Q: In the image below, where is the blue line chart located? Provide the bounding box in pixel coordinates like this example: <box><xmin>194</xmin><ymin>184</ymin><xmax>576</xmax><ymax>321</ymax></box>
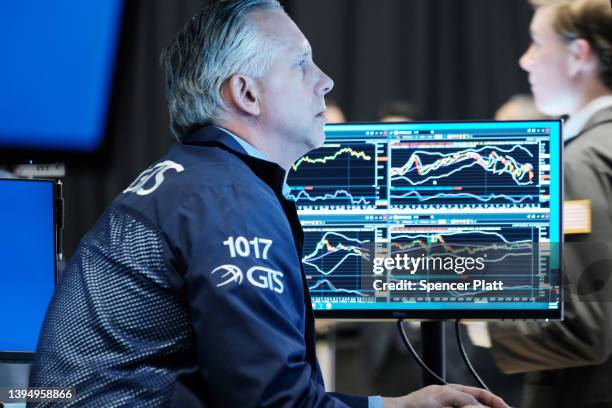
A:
<box><xmin>287</xmin><ymin>188</ymin><xmax>372</xmax><ymax>206</ymax></box>
<box><xmin>303</xmin><ymin>229</ymin><xmax>374</xmax><ymax>297</ymax></box>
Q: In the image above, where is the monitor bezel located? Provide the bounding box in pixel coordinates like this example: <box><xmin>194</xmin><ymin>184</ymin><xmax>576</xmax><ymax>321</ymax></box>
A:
<box><xmin>0</xmin><ymin>178</ymin><xmax>59</xmax><ymax>362</ymax></box>
<box><xmin>307</xmin><ymin>119</ymin><xmax>564</xmax><ymax>321</ymax></box>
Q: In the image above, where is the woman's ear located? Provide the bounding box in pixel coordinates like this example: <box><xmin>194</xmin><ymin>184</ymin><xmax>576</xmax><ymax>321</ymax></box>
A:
<box><xmin>567</xmin><ymin>38</ymin><xmax>598</xmax><ymax>77</ymax></box>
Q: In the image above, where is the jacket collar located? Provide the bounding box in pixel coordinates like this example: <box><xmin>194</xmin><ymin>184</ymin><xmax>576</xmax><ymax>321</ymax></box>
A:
<box><xmin>182</xmin><ymin>125</ymin><xmax>287</xmax><ymax>196</ymax></box>
<box><xmin>182</xmin><ymin>125</ymin><xmax>248</xmax><ymax>155</ymax></box>
<box><xmin>564</xmin><ymin>96</ymin><xmax>612</xmax><ymax>142</ymax></box>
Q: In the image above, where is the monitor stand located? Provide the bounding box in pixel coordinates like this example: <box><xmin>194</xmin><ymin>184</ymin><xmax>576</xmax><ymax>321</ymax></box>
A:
<box><xmin>421</xmin><ymin>321</ymin><xmax>446</xmax><ymax>386</ymax></box>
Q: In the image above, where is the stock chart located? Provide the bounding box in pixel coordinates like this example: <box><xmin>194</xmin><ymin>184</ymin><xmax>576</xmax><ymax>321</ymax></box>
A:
<box><xmin>287</xmin><ymin>141</ymin><xmax>386</xmax><ymax>210</ymax></box>
<box><xmin>287</xmin><ymin>121</ymin><xmax>562</xmax><ymax>317</ymax></box>
<box><xmin>302</xmin><ymin>228</ymin><xmax>374</xmax><ymax>298</ymax></box>
<box><xmin>389</xmin><ymin>142</ymin><xmax>541</xmax><ymax>208</ymax></box>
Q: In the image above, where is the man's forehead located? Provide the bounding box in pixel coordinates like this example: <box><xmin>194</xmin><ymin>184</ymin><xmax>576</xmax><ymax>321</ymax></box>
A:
<box><xmin>249</xmin><ymin>9</ymin><xmax>310</xmax><ymax>53</ymax></box>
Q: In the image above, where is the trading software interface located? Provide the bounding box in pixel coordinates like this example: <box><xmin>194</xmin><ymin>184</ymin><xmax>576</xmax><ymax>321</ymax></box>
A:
<box><xmin>287</xmin><ymin>121</ymin><xmax>562</xmax><ymax>315</ymax></box>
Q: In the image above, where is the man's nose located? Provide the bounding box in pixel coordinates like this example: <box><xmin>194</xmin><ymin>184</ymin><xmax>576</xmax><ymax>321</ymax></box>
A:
<box><xmin>316</xmin><ymin>65</ymin><xmax>334</xmax><ymax>96</ymax></box>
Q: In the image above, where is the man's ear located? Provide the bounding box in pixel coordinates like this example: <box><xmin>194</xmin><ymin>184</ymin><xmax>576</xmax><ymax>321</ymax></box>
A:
<box><xmin>567</xmin><ymin>38</ymin><xmax>598</xmax><ymax>77</ymax></box>
<box><xmin>224</xmin><ymin>74</ymin><xmax>261</xmax><ymax>116</ymax></box>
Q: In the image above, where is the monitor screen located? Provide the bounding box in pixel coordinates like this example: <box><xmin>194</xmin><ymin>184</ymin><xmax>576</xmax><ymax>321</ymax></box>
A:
<box><xmin>0</xmin><ymin>1</ymin><xmax>123</xmax><ymax>152</ymax></box>
<box><xmin>0</xmin><ymin>179</ymin><xmax>57</xmax><ymax>358</ymax></box>
<box><xmin>287</xmin><ymin>120</ymin><xmax>562</xmax><ymax>319</ymax></box>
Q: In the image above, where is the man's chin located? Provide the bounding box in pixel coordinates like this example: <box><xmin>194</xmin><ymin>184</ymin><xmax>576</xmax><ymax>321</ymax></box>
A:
<box><xmin>310</xmin><ymin>131</ymin><xmax>326</xmax><ymax>150</ymax></box>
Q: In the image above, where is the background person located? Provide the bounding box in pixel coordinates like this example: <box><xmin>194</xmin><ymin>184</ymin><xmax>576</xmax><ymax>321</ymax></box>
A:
<box><xmin>469</xmin><ymin>1</ymin><xmax>612</xmax><ymax>407</ymax></box>
<box><xmin>494</xmin><ymin>94</ymin><xmax>550</xmax><ymax>120</ymax></box>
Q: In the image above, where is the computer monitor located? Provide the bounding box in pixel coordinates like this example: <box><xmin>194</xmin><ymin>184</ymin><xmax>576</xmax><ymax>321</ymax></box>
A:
<box><xmin>0</xmin><ymin>1</ymin><xmax>123</xmax><ymax>157</ymax></box>
<box><xmin>287</xmin><ymin>120</ymin><xmax>562</xmax><ymax>319</ymax></box>
<box><xmin>0</xmin><ymin>179</ymin><xmax>58</xmax><ymax>360</ymax></box>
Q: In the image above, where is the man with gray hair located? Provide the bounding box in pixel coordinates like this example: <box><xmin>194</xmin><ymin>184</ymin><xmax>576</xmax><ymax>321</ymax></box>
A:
<box><xmin>29</xmin><ymin>1</ymin><xmax>508</xmax><ymax>407</ymax></box>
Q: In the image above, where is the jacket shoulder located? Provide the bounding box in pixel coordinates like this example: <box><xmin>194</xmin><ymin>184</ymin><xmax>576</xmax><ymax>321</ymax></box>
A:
<box><xmin>565</xmin><ymin>107</ymin><xmax>612</xmax><ymax>168</ymax></box>
<box><xmin>114</xmin><ymin>144</ymin><xmax>275</xmax><ymax>227</ymax></box>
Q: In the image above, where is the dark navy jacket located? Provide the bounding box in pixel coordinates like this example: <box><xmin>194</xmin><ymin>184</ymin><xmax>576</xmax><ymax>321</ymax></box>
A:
<box><xmin>29</xmin><ymin>126</ymin><xmax>367</xmax><ymax>407</ymax></box>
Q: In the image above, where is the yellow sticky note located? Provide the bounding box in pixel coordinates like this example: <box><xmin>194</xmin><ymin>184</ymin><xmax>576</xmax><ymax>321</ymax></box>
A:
<box><xmin>564</xmin><ymin>200</ymin><xmax>592</xmax><ymax>234</ymax></box>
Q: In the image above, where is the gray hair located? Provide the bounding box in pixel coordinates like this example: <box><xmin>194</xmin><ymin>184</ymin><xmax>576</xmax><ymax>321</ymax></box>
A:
<box><xmin>161</xmin><ymin>0</ymin><xmax>283</xmax><ymax>141</ymax></box>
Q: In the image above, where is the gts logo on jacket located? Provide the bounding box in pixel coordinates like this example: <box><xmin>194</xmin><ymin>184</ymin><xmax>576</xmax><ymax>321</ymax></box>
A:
<box><xmin>212</xmin><ymin>264</ymin><xmax>284</xmax><ymax>294</ymax></box>
<box><xmin>124</xmin><ymin>160</ymin><xmax>184</xmax><ymax>196</ymax></box>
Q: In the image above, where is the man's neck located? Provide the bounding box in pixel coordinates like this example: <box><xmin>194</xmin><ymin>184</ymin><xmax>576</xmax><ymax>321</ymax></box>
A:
<box><xmin>215</xmin><ymin>120</ymin><xmax>303</xmax><ymax>171</ymax></box>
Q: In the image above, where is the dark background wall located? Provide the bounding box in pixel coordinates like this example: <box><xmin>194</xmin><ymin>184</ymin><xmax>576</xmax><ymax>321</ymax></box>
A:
<box><xmin>62</xmin><ymin>0</ymin><xmax>533</xmax><ymax>259</ymax></box>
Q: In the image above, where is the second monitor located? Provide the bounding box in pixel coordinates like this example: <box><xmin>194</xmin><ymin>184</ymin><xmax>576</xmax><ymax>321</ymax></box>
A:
<box><xmin>287</xmin><ymin>120</ymin><xmax>562</xmax><ymax>320</ymax></box>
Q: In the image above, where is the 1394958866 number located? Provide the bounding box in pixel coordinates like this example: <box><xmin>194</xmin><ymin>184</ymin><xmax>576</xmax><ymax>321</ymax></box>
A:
<box><xmin>223</xmin><ymin>236</ymin><xmax>273</xmax><ymax>260</ymax></box>
<box><xmin>2</xmin><ymin>387</ymin><xmax>75</xmax><ymax>402</ymax></box>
